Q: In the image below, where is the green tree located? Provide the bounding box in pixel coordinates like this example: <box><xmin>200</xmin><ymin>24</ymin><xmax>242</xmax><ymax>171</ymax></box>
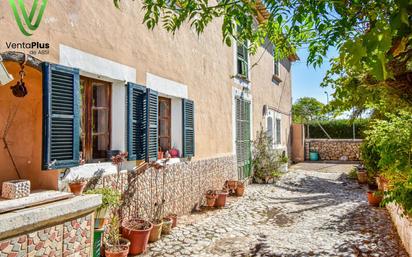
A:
<box><xmin>113</xmin><ymin>0</ymin><xmax>412</xmax><ymax>103</ymax></box>
<box><xmin>292</xmin><ymin>97</ymin><xmax>324</xmax><ymax>123</ymax></box>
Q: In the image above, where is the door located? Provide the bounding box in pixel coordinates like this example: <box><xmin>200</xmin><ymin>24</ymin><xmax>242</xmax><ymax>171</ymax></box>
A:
<box><xmin>235</xmin><ymin>96</ymin><xmax>251</xmax><ymax>180</ymax></box>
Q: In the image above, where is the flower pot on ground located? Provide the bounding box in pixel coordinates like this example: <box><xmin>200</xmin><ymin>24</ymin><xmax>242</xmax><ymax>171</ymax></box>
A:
<box><xmin>225</xmin><ymin>180</ymin><xmax>238</xmax><ymax>191</ymax></box>
<box><xmin>167</xmin><ymin>213</ymin><xmax>177</xmax><ymax>228</ymax></box>
<box><xmin>104</xmin><ymin>238</ymin><xmax>130</xmax><ymax>257</ymax></box>
<box><xmin>235</xmin><ymin>182</ymin><xmax>245</xmax><ymax>197</ymax></box>
<box><xmin>205</xmin><ymin>190</ymin><xmax>218</xmax><ymax>207</ymax></box>
<box><xmin>149</xmin><ymin>220</ymin><xmax>163</xmax><ymax>242</ymax></box>
<box><xmin>215</xmin><ymin>190</ymin><xmax>229</xmax><ymax>208</ymax></box>
<box><xmin>367</xmin><ymin>191</ymin><xmax>383</xmax><ymax>207</ymax></box>
<box><xmin>105</xmin><ymin>215</ymin><xmax>130</xmax><ymax>257</ymax></box>
<box><xmin>161</xmin><ymin>217</ymin><xmax>173</xmax><ymax>235</ymax></box>
<box><xmin>68</xmin><ymin>176</ymin><xmax>87</xmax><ymax>196</ymax></box>
<box><xmin>121</xmin><ymin>219</ymin><xmax>153</xmax><ymax>255</ymax></box>
<box><xmin>357</xmin><ymin>170</ymin><xmax>368</xmax><ymax>184</ymax></box>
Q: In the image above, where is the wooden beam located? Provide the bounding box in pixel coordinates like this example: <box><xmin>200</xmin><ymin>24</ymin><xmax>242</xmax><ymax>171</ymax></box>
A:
<box><xmin>0</xmin><ymin>51</ymin><xmax>42</xmax><ymax>71</ymax></box>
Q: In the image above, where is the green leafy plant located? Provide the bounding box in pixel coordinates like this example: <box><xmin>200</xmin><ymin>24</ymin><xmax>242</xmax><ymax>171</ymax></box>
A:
<box><xmin>85</xmin><ymin>187</ymin><xmax>121</xmax><ymax>213</ymax></box>
<box><xmin>348</xmin><ymin>167</ymin><xmax>358</xmax><ymax>180</ymax></box>
<box><xmin>252</xmin><ymin>127</ymin><xmax>282</xmax><ymax>182</ymax></box>
<box><xmin>68</xmin><ymin>176</ymin><xmax>87</xmax><ymax>184</ymax></box>
<box><xmin>105</xmin><ymin>214</ymin><xmax>121</xmax><ymax>247</ymax></box>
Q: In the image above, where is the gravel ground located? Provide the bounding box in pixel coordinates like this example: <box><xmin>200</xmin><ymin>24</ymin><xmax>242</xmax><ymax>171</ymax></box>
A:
<box><xmin>141</xmin><ymin>163</ymin><xmax>408</xmax><ymax>257</ymax></box>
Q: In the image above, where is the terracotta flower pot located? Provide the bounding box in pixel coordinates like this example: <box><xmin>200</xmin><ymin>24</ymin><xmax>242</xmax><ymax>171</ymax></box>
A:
<box><xmin>158</xmin><ymin>151</ymin><xmax>164</xmax><ymax>159</ymax></box>
<box><xmin>215</xmin><ymin>191</ymin><xmax>228</xmax><ymax>208</ymax></box>
<box><xmin>161</xmin><ymin>217</ymin><xmax>173</xmax><ymax>235</ymax></box>
<box><xmin>121</xmin><ymin>219</ymin><xmax>153</xmax><ymax>255</ymax></box>
<box><xmin>105</xmin><ymin>238</ymin><xmax>130</xmax><ymax>257</ymax></box>
<box><xmin>376</xmin><ymin>175</ymin><xmax>389</xmax><ymax>191</ymax></box>
<box><xmin>367</xmin><ymin>191</ymin><xmax>383</xmax><ymax>207</ymax></box>
<box><xmin>69</xmin><ymin>181</ymin><xmax>87</xmax><ymax>196</ymax></box>
<box><xmin>206</xmin><ymin>196</ymin><xmax>216</xmax><ymax>207</ymax></box>
<box><xmin>235</xmin><ymin>183</ymin><xmax>245</xmax><ymax>197</ymax></box>
<box><xmin>149</xmin><ymin>220</ymin><xmax>163</xmax><ymax>242</ymax></box>
<box><xmin>357</xmin><ymin>171</ymin><xmax>368</xmax><ymax>184</ymax></box>
<box><xmin>226</xmin><ymin>180</ymin><xmax>238</xmax><ymax>190</ymax></box>
<box><xmin>167</xmin><ymin>214</ymin><xmax>177</xmax><ymax>228</ymax></box>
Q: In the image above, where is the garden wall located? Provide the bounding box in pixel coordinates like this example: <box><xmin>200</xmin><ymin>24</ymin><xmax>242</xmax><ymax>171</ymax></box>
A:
<box><xmin>305</xmin><ymin>139</ymin><xmax>362</xmax><ymax>161</ymax></box>
<box><xmin>387</xmin><ymin>204</ymin><xmax>412</xmax><ymax>256</ymax></box>
<box><xmin>62</xmin><ymin>155</ymin><xmax>237</xmax><ymax>219</ymax></box>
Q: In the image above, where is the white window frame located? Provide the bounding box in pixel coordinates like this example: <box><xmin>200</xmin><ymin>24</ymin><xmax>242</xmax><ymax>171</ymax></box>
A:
<box><xmin>266</xmin><ymin>109</ymin><xmax>282</xmax><ymax>148</ymax></box>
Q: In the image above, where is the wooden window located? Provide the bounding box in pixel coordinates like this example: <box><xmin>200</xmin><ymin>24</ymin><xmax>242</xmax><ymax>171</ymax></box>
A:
<box><xmin>80</xmin><ymin>77</ymin><xmax>111</xmax><ymax>162</ymax></box>
<box><xmin>274</xmin><ymin>60</ymin><xmax>280</xmax><ymax>77</ymax></box>
<box><xmin>237</xmin><ymin>42</ymin><xmax>249</xmax><ymax>79</ymax></box>
<box><xmin>275</xmin><ymin>118</ymin><xmax>281</xmax><ymax>145</ymax></box>
<box><xmin>158</xmin><ymin>97</ymin><xmax>171</xmax><ymax>152</ymax></box>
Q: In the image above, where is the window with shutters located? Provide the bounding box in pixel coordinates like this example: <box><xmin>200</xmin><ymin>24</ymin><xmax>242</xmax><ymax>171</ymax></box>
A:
<box><xmin>274</xmin><ymin>60</ymin><xmax>280</xmax><ymax>77</ymax></box>
<box><xmin>80</xmin><ymin>77</ymin><xmax>111</xmax><ymax>162</ymax></box>
<box><xmin>237</xmin><ymin>42</ymin><xmax>249</xmax><ymax>80</ymax></box>
<box><xmin>158</xmin><ymin>97</ymin><xmax>171</xmax><ymax>152</ymax></box>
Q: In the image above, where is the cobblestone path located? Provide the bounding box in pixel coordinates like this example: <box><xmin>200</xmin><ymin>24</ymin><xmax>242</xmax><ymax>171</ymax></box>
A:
<box><xmin>142</xmin><ymin>163</ymin><xmax>408</xmax><ymax>257</ymax></box>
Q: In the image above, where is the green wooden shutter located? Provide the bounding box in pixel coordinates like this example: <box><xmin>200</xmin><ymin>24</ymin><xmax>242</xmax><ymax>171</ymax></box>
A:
<box><xmin>127</xmin><ymin>82</ymin><xmax>147</xmax><ymax>161</ymax></box>
<box><xmin>42</xmin><ymin>63</ymin><xmax>80</xmax><ymax>170</ymax></box>
<box><xmin>146</xmin><ymin>89</ymin><xmax>158</xmax><ymax>161</ymax></box>
<box><xmin>182</xmin><ymin>99</ymin><xmax>195</xmax><ymax>157</ymax></box>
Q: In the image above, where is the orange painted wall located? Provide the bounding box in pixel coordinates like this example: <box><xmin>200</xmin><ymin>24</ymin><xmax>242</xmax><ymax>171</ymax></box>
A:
<box><xmin>0</xmin><ymin>62</ymin><xmax>59</xmax><ymax>191</ymax></box>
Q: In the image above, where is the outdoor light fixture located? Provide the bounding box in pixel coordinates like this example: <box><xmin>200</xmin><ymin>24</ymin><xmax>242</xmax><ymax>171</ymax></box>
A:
<box><xmin>11</xmin><ymin>58</ymin><xmax>28</xmax><ymax>97</ymax></box>
<box><xmin>0</xmin><ymin>57</ymin><xmax>14</xmax><ymax>86</ymax></box>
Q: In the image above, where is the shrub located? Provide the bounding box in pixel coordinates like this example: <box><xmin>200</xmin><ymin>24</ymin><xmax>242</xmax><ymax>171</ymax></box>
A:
<box><xmin>252</xmin><ymin>127</ymin><xmax>282</xmax><ymax>182</ymax></box>
<box><xmin>305</xmin><ymin>119</ymin><xmax>369</xmax><ymax>139</ymax></box>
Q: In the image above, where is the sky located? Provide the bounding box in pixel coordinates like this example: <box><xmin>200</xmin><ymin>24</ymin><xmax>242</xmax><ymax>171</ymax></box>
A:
<box><xmin>291</xmin><ymin>47</ymin><xmax>338</xmax><ymax>104</ymax></box>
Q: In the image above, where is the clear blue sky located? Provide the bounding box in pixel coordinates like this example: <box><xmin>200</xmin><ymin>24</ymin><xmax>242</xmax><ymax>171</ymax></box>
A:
<box><xmin>292</xmin><ymin>47</ymin><xmax>338</xmax><ymax>104</ymax></box>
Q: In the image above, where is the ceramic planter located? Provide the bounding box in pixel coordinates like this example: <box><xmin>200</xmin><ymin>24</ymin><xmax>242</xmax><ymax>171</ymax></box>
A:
<box><xmin>104</xmin><ymin>238</ymin><xmax>130</xmax><ymax>257</ymax></box>
<box><xmin>235</xmin><ymin>183</ymin><xmax>245</xmax><ymax>197</ymax></box>
<box><xmin>279</xmin><ymin>163</ymin><xmax>288</xmax><ymax>173</ymax></box>
<box><xmin>161</xmin><ymin>217</ymin><xmax>173</xmax><ymax>235</ymax></box>
<box><xmin>206</xmin><ymin>195</ymin><xmax>217</xmax><ymax>207</ymax></box>
<box><xmin>121</xmin><ymin>219</ymin><xmax>153</xmax><ymax>255</ymax></box>
<box><xmin>1</xmin><ymin>179</ymin><xmax>30</xmax><ymax>199</ymax></box>
<box><xmin>167</xmin><ymin>214</ymin><xmax>177</xmax><ymax>228</ymax></box>
<box><xmin>367</xmin><ymin>191</ymin><xmax>383</xmax><ymax>207</ymax></box>
<box><xmin>69</xmin><ymin>181</ymin><xmax>87</xmax><ymax>196</ymax></box>
<box><xmin>226</xmin><ymin>180</ymin><xmax>238</xmax><ymax>191</ymax></box>
<box><xmin>215</xmin><ymin>191</ymin><xmax>228</xmax><ymax>208</ymax></box>
<box><xmin>357</xmin><ymin>171</ymin><xmax>368</xmax><ymax>184</ymax></box>
<box><xmin>149</xmin><ymin>221</ymin><xmax>163</xmax><ymax>242</ymax></box>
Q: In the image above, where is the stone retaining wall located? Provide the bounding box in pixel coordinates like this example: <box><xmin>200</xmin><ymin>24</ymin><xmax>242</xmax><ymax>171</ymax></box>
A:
<box><xmin>387</xmin><ymin>204</ymin><xmax>412</xmax><ymax>256</ymax></box>
<box><xmin>0</xmin><ymin>213</ymin><xmax>93</xmax><ymax>257</ymax></box>
<box><xmin>64</xmin><ymin>155</ymin><xmax>237</xmax><ymax>220</ymax></box>
<box><xmin>305</xmin><ymin>139</ymin><xmax>362</xmax><ymax>161</ymax></box>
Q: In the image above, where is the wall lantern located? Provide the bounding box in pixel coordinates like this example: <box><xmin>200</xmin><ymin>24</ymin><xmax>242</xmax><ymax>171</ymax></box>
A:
<box><xmin>11</xmin><ymin>58</ymin><xmax>28</xmax><ymax>97</ymax></box>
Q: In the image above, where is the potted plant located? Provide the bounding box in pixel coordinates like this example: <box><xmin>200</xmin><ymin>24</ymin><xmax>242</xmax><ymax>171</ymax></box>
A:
<box><xmin>161</xmin><ymin>217</ymin><xmax>173</xmax><ymax>235</ymax></box>
<box><xmin>85</xmin><ymin>187</ymin><xmax>121</xmax><ymax>229</ymax></box>
<box><xmin>215</xmin><ymin>189</ymin><xmax>229</xmax><ymax>208</ymax></box>
<box><xmin>235</xmin><ymin>182</ymin><xmax>245</xmax><ymax>197</ymax></box>
<box><xmin>278</xmin><ymin>154</ymin><xmax>289</xmax><ymax>173</ymax></box>
<box><xmin>105</xmin><ymin>215</ymin><xmax>130</xmax><ymax>257</ymax></box>
<box><xmin>166</xmin><ymin>213</ymin><xmax>178</xmax><ymax>228</ymax></box>
<box><xmin>356</xmin><ymin>165</ymin><xmax>368</xmax><ymax>184</ymax></box>
<box><xmin>121</xmin><ymin>219</ymin><xmax>153</xmax><ymax>255</ymax></box>
<box><xmin>367</xmin><ymin>190</ymin><xmax>383</xmax><ymax>207</ymax></box>
<box><xmin>158</xmin><ymin>147</ymin><xmax>164</xmax><ymax>159</ymax></box>
<box><xmin>205</xmin><ymin>190</ymin><xmax>218</xmax><ymax>207</ymax></box>
<box><xmin>68</xmin><ymin>176</ymin><xmax>87</xmax><ymax>196</ymax></box>
<box><xmin>149</xmin><ymin>201</ymin><xmax>164</xmax><ymax>242</ymax></box>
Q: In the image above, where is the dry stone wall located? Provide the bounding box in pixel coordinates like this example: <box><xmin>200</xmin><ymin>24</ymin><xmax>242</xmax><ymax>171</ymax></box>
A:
<box><xmin>305</xmin><ymin>139</ymin><xmax>362</xmax><ymax>161</ymax></box>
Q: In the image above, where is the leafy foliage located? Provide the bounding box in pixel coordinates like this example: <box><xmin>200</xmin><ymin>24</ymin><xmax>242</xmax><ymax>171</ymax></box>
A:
<box><xmin>252</xmin><ymin>127</ymin><xmax>282</xmax><ymax>181</ymax></box>
<box><xmin>85</xmin><ymin>187</ymin><xmax>121</xmax><ymax>213</ymax></box>
<box><xmin>292</xmin><ymin>97</ymin><xmax>325</xmax><ymax>123</ymax></box>
<box><xmin>306</xmin><ymin>119</ymin><xmax>369</xmax><ymax>139</ymax></box>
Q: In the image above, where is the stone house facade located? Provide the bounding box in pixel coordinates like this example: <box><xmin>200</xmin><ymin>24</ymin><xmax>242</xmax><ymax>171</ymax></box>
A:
<box><xmin>0</xmin><ymin>1</ymin><xmax>295</xmax><ymax>216</ymax></box>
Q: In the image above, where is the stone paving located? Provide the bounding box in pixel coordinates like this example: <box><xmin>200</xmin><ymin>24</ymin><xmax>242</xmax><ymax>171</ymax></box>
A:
<box><xmin>141</xmin><ymin>163</ymin><xmax>408</xmax><ymax>257</ymax></box>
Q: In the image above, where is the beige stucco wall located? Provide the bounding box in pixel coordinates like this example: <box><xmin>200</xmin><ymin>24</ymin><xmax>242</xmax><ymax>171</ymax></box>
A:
<box><xmin>0</xmin><ymin>1</ymin><xmax>292</xmax><ymax>178</ymax></box>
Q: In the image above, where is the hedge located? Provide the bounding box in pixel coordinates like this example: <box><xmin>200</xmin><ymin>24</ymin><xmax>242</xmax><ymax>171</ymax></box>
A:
<box><xmin>304</xmin><ymin>119</ymin><xmax>369</xmax><ymax>139</ymax></box>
